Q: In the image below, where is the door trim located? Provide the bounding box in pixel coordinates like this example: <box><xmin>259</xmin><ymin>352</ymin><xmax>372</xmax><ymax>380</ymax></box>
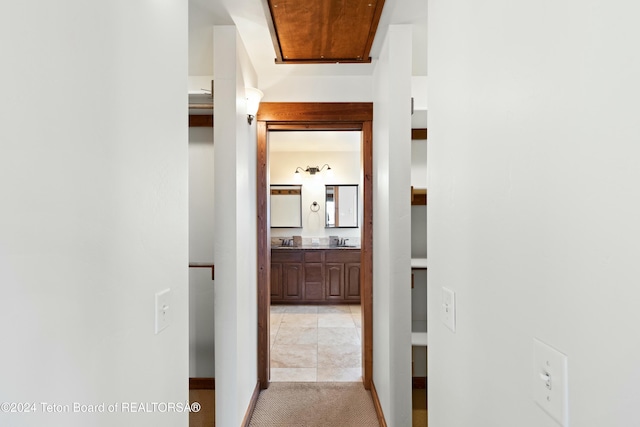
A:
<box><xmin>256</xmin><ymin>102</ymin><xmax>373</xmax><ymax>389</ymax></box>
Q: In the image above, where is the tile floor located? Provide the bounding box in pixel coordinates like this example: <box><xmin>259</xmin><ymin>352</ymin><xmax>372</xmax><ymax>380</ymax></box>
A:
<box><xmin>270</xmin><ymin>304</ymin><xmax>362</xmax><ymax>382</ymax></box>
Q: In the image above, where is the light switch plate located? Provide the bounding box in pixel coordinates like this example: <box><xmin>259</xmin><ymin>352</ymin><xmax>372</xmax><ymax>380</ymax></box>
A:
<box><xmin>441</xmin><ymin>287</ymin><xmax>456</xmax><ymax>332</ymax></box>
<box><xmin>155</xmin><ymin>288</ymin><xmax>171</xmax><ymax>334</ymax></box>
<box><xmin>533</xmin><ymin>338</ymin><xmax>568</xmax><ymax>426</ymax></box>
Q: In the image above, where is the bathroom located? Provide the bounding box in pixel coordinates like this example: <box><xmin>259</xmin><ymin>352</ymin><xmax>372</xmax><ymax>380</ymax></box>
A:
<box><xmin>268</xmin><ymin>130</ymin><xmax>364</xmax><ymax>382</ymax></box>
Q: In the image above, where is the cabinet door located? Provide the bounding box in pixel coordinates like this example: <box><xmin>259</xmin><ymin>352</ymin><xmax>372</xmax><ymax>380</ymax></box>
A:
<box><xmin>270</xmin><ymin>262</ymin><xmax>283</xmax><ymax>301</ymax></box>
<box><xmin>325</xmin><ymin>263</ymin><xmax>345</xmax><ymax>300</ymax></box>
<box><xmin>345</xmin><ymin>262</ymin><xmax>361</xmax><ymax>300</ymax></box>
<box><xmin>282</xmin><ymin>263</ymin><xmax>303</xmax><ymax>300</ymax></box>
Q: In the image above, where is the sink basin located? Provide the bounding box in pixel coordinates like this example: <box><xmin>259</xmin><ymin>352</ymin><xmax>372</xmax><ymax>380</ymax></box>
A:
<box><xmin>336</xmin><ymin>245</ymin><xmax>357</xmax><ymax>248</ymax></box>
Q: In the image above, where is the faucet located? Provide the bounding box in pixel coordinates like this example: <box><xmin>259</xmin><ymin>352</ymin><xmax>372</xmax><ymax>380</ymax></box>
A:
<box><xmin>280</xmin><ymin>238</ymin><xmax>294</xmax><ymax>247</ymax></box>
<box><xmin>338</xmin><ymin>238</ymin><xmax>349</xmax><ymax>246</ymax></box>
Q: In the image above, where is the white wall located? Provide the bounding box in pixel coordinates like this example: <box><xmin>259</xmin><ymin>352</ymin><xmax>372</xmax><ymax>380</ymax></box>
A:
<box><xmin>429</xmin><ymin>1</ymin><xmax>640</xmax><ymax>426</ymax></box>
<box><xmin>270</xmin><ymin>151</ymin><xmax>362</xmax><ymax>239</ymax></box>
<box><xmin>0</xmin><ymin>1</ymin><xmax>188</xmax><ymax>426</ymax></box>
<box><xmin>213</xmin><ymin>26</ymin><xmax>258</xmax><ymax>427</ymax></box>
<box><xmin>189</xmin><ymin>127</ymin><xmax>215</xmax><ymax>377</ymax></box>
<box><xmin>261</xmin><ymin>76</ymin><xmax>373</xmax><ymax>102</ymax></box>
<box><xmin>372</xmin><ymin>25</ymin><xmax>413</xmax><ymax>426</ymax></box>
<box><xmin>189</xmin><ymin>0</ymin><xmax>227</xmax><ymax>77</ymax></box>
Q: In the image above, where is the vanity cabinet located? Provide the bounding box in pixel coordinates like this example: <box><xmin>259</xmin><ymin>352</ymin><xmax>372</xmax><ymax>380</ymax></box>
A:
<box><xmin>271</xmin><ymin>249</ymin><xmax>360</xmax><ymax>303</ymax></box>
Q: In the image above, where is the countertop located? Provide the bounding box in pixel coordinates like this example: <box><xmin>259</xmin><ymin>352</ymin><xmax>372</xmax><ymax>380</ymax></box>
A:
<box><xmin>272</xmin><ymin>245</ymin><xmax>360</xmax><ymax>250</ymax></box>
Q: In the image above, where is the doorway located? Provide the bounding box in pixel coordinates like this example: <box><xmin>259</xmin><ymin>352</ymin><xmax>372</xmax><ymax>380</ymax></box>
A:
<box><xmin>256</xmin><ymin>102</ymin><xmax>373</xmax><ymax>390</ymax></box>
<box><xmin>269</xmin><ymin>130</ymin><xmax>362</xmax><ymax>382</ymax></box>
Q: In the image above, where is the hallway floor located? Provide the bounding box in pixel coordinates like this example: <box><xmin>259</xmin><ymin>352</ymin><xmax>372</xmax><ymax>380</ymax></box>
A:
<box><xmin>249</xmin><ymin>382</ymin><xmax>379</xmax><ymax>426</ymax></box>
<box><xmin>188</xmin><ymin>388</ymin><xmax>428</xmax><ymax>426</ymax></box>
<box><xmin>270</xmin><ymin>304</ymin><xmax>362</xmax><ymax>382</ymax></box>
<box><xmin>189</xmin><ymin>304</ymin><xmax>427</xmax><ymax>426</ymax></box>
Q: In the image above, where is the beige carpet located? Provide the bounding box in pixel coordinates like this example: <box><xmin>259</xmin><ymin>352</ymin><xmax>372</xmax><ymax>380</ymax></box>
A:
<box><xmin>191</xmin><ymin>384</ymin><xmax>427</xmax><ymax>426</ymax></box>
<box><xmin>249</xmin><ymin>382</ymin><xmax>380</xmax><ymax>427</ymax></box>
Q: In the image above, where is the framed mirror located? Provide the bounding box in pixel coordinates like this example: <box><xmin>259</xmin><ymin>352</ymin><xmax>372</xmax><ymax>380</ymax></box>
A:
<box><xmin>325</xmin><ymin>185</ymin><xmax>358</xmax><ymax>228</ymax></box>
<box><xmin>270</xmin><ymin>185</ymin><xmax>302</xmax><ymax>228</ymax></box>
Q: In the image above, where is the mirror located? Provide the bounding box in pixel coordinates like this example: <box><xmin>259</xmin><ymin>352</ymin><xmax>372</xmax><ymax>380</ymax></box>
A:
<box><xmin>270</xmin><ymin>185</ymin><xmax>302</xmax><ymax>228</ymax></box>
<box><xmin>325</xmin><ymin>185</ymin><xmax>358</xmax><ymax>228</ymax></box>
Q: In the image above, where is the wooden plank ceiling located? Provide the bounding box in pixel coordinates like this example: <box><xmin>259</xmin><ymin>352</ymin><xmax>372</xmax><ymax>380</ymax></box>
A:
<box><xmin>264</xmin><ymin>0</ymin><xmax>385</xmax><ymax>64</ymax></box>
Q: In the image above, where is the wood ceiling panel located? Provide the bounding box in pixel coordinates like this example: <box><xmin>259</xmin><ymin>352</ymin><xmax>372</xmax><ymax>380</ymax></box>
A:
<box><xmin>265</xmin><ymin>0</ymin><xmax>385</xmax><ymax>64</ymax></box>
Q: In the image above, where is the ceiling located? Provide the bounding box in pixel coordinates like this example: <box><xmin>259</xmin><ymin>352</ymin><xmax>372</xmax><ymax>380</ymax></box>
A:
<box><xmin>189</xmin><ymin>0</ymin><xmax>427</xmax><ymax>82</ymax></box>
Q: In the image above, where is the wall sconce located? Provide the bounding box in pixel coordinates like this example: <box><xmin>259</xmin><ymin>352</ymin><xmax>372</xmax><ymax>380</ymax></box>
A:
<box><xmin>246</xmin><ymin>87</ymin><xmax>264</xmax><ymax>125</ymax></box>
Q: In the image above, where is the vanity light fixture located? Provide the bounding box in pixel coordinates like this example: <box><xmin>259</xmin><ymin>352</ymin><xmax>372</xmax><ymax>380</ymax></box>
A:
<box><xmin>246</xmin><ymin>87</ymin><xmax>264</xmax><ymax>125</ymax></box>
<box><xmin>294</xmin><ymin>164</ymin><xmax>333</xmax><ymax>178</ymax></box>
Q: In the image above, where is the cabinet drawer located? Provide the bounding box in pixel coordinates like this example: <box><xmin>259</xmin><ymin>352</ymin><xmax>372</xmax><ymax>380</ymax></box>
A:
<box><xmin>304</xmin><ymin>282</ymin><xmax>324</xmax><ymax>300</ymax></box>
<box><xmin>304</xmin><ymin>251</ymin><xmax>324</xmax><ymax>263</ymax></box>
<box><xmin>272</xmin><ymin>250</ymin><xmax>303</xmax><ymax>263</ymax></box>
<box><xmin>326</xmin><ymin>250</ymin><xmax>360</xmax><ymax>263</ymax></box>
<box><xmin>305</xmin><ymin>263</ymin><xmax>323</xmax><ymax>282</ymax></box>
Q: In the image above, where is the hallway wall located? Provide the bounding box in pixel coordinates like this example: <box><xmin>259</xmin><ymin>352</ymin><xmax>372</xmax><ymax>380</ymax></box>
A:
<box><xmin>0</xmin><ymin>1</ymin><xmax>189</xmax><ymax>426</ymax></box>
<box><xmin>428</xmin><ymin>1</ymin><xmax>640</xmax><ymax>426</ymax></box>
<box><xmin>213</xmin><ymin>25</ymin><xmax>259</xmax><ymax>427</ymax></box>
<box><xmin>372</xmin><ymin>24</ymin><xmax>413</xmax><ymax>426</ymax></box>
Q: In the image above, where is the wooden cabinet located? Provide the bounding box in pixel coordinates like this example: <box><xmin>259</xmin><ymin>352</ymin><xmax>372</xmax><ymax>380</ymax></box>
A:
<box><xmin>326</xmin><ymin>250</ymin><xmax>360</xmax><ymax>302</ymax></box>
<box><xmin>325</xmin><ymin>261</ymin><xmax>360</xmax><ymax>300</ymax></box>
<box><xmin>271</xmin><ymin>249</ymin><xmax>360</xmax><ymax>303</ymax></box>
<box><xmin>272</xmin><ymin>250</ymin><xmax>303</xmax><ymax>301</ymax></box>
